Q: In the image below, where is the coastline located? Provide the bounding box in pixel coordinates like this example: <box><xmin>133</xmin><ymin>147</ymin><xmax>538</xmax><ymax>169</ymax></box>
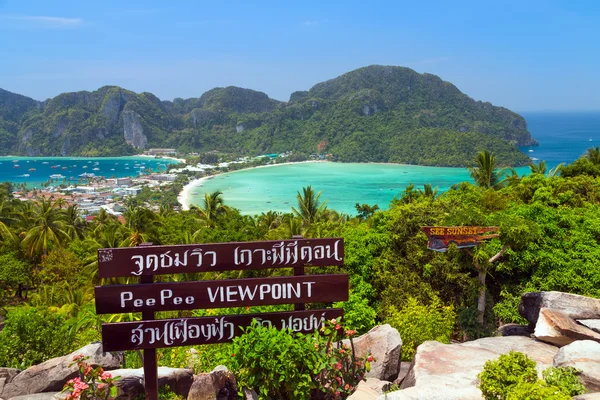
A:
<box><xmin>178</xmin><ymin>160</ymin><xmax>325</xmax><ymax>210</ymax></box>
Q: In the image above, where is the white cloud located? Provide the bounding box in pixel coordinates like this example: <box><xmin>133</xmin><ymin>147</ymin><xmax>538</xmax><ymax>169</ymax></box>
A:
<box><xmin>0</xmin><ymin>14</ymin><xmax>84</xmax><ymax>29</ymax></box>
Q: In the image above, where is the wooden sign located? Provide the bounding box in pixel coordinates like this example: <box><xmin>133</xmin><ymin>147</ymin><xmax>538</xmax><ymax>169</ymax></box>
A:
<box><xmin>97</xmin><ymin>238</ymin><xmax>344</xmax><ymax>278</ymax></box>
<box><xmin>95</xmin><ymin>274</ymin><xmax>349</xmax><ymax>314</ymax></box>
<box><xmin>101</xmin><ymin>308</ymin><xmax>344</xmax><ymax>351</ymax></box>
<box><xmin>96</xmin><ymin>238</ymin><xmax>347</xmax><ymax>400</ymax></box>
<box><xmin>421</xmin><ymin>226</ymin><xmax>499</xmax><ymax>252</ymax></box>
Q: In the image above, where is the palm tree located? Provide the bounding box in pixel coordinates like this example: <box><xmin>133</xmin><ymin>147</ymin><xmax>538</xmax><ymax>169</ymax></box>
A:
<box><xmin>468</xmin><ymin>151</ymin><xmax>512</xmax><ymax>189</ymax></box>
<box><xmin>585</xmin><ymin>146</ymin><xmax>600</xmax><ymax>165</ymax></box>
<box><xmin>121</xmin><ymin>206</ymin><xmax>159</xmax><ymax>247</ymax></box>
<box><xmin>291</xmin><ymin>186</ymin><xmax>328</xmax><ymax>225</ymax></box>
<box><xmin>259</xmin><ymin>211</ymin><xmax>282</xmax><ymax>230</ymax></box>
<box><xmin>419</xmin><ymin>184</ymin><xmax>439</xmax><ymax>199</ymax></box>
<box><xmin>529</xmin><ymin>160</ymin><xmax>547</xmax><ymax>175</ymax></box>
<box><xmin>197</xmin><ymin>191</ymin><xmax>226</xmax><ymax>225</ymax></box>
<box><xmin>548</xmin><ymin>163</ymin><xmax>564</xmax><ymax>177</ymax></box>
<box><xmin>21</xmin><ymin>198</ymin><xmax>71</xmax><ymax>259</ymax></box>
<box><xmin>64</xmin><ymin>204</ymin><xmax>87</xmax><ymax>240</ymax></box>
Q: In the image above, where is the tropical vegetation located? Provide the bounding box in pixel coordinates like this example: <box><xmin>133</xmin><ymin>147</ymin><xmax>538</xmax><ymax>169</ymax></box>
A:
<box><xmin>0</xmin><ymin>149</ymin><xmax>600</xmax><ymax>397</ymax></box>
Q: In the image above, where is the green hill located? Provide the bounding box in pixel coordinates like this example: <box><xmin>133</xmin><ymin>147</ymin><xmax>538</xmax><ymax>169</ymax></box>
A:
<box><xmin>0</xmin><ymin>65</ymin><xmax>535</xmax><ymax>166</ymax></box>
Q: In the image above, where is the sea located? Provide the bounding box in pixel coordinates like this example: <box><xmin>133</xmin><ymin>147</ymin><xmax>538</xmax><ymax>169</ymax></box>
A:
<box><xmin>189</xmin><ymin>111</ymin><xmax>600</xmax><ymax>215</ymax></box>
<box><xmin>0</xmin><ymin>156</ymin><xmax>179</xmax><ymax>188</ymax></box>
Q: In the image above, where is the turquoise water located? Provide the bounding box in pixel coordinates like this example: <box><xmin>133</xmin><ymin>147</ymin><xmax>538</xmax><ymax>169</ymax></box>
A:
<box><xmin>192</xmin><ymin>112</ymin><xmax>600</xmax><ymax>215</ymax></box>
<box><xmin>0</xmin><ymin>156</ymin><xmax>179</xmax><ymax>187</ymax></box>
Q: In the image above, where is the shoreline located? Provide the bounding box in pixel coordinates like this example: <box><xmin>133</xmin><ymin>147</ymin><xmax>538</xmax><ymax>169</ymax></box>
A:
<box><xmin>178</xmin><ymin>160</ymin><xmax>326</xmax><ymax>210</ymax></box>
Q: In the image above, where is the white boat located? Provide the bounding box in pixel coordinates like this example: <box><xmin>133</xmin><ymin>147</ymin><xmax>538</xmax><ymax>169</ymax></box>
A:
<box><xmin>50</xmin><ymin>174</ymin><xmax>65</xmax><ymax>179</ymax></box>
<box><xmin>93</xmin><ymin>167</ymin><xmax>100</xmax><ymax>171</ymax></box>
<box><xmin>19</xmin><ymin>174</ymin><xmax>30</xmax><ymax>177</ymax></box>
<box><xmin>528</xmin><ymin>149</ymin><xmax>534</xmax><ymax>153</ymax></box>
<box><xmin>42</xmin><ymin>161</ymin><xmax>49</xmax><ymax>164</ymax></box>
<box><xmin>110</xmin><ymin>168</ymin><xmax>115</xmax><ymax>171</ymax></box>
<box><xmin>82</xmin><ymin>166</ymin><xmax>88</xmax><ymax>169</ymax></box>
<box><xmin>79</xmin><ymin>172</ymin><xmax>96</xmax><ymax>178</ymax></box>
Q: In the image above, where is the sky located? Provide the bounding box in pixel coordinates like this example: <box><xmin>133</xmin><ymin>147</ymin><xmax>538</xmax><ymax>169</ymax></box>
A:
<box><xmin>0</xmin><ymin>0</ymin><xmax>599</xmax><ymax>111</ymax></box>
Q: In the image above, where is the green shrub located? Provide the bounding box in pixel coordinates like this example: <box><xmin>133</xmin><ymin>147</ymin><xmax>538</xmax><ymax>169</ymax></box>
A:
<box><xmin>385</xmin><ymin>297</ymin><xmax>455</xmax><ymax>360</ymax></box>
<box><xmin>542</xmin><ymin>366</ymin><xmax>586</xmax><ymax>397</ymax></box>
<box><xmin>230</xmin><ymin>321</ymin><xmax>326</xmax><ymax>399</ymax></box>
<box><xmin>478</xmin><ymin>352</ymin><xmax>586</xmax><ymax>400</ymax></box>
<box><xmin>505</xmin><ymin>380</ymin><xmax>570</xmax><ymax>400</ymax></box>
<box><xmin>333</xmin><ymin>289</ymin><xmax>377</xmax><ymax>334</ymax></box>
<box><xmin>0</xmin><ymin>306</ymin><xmax>76</xmax><ymax>368</ymax></box>
<box><xmin>478</xmin><ymin>351</ymin><xmax>537</xmax><ymax>400</ymax></box>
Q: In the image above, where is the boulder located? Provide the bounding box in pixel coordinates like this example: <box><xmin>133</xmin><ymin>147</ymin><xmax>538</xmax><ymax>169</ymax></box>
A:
<box><xmin>342</xmin><ymin>324</ymin><xmax>402</xmax><ymax>381</ymax></box>
<box><xmin>519</xmin><ymin>291</ymin><xmax>600</xmax><ymax>325</ymax></box>
<box><xmin>1</xmin><ymin>343</ymin><xmax>121</xmax><ymax>399</ymax></box>
<box><xmin>574</xmin><ymin>394</ymin><xmax>600</xmax><ymax>400</ymax></box>
<box><xmin>393</xmin><ymin>362</ymin><xmax>412</xmax><ymax>386</ymax></box>
<box><xmin>496</xmin><ymin>323</ymin><xmax>532</xmax><ymax>337</ymax></box>
<box><xmin>534</xmin><ymin>308</ymin><xmax>600</xmax><ymax>347</ymax></box>
<box><xmin>389</xmin><ymin>336</ymin><xmax>558</xmax><ymax>400</ymax></box>
<box><xmin>0</xmin><ymin>368</ymin><xmax>20</xmax><ymax>397</ymax></box>
<box><xmin>187</xmin><ymin>365</ymin><xmax>236</xmax><ymax>400</ymax></box>
<box><xmin>7</xmin><ymin>394</ymin><xmax>64</xmax><ymax>400</ymax></box>
<box><xmin>243</xmin><ymin>389</ymin><xmax>257</xmax><ymax>400</ymax></box>
<box><xmin>108</xmin><ymin>367</ymin><xmax>193</xmax><ymax>399</ymax></box>
<box><xmin>554</xmin><ymin>340</ymin><xmax>600</xmax><ymax>392</ymax></box>
<box><xmin>347</xmin><ymin>378</ymin><xmax>391</xmax><ymax>400</ymax></box>
<box><xmin>578</xmin><ymin>320</ymin><xmax>600</xmax><ymax>334</ymax></box>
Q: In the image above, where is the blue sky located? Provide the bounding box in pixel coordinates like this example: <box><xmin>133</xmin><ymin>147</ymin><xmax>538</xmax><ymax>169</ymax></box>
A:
<box><xmin>0</xmin><ymin>0</ymin><xmax>598</xmax><ymax>111</ymax></box>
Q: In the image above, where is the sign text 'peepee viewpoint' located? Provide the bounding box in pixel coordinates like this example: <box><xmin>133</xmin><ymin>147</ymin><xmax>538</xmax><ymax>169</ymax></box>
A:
<box><xmin>95</xmin><ymin>238</ymin><xmax>347</xmax><ymax>399</ymax></box>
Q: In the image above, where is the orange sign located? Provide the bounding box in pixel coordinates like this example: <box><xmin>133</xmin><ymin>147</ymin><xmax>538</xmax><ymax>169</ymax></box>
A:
<box><xmin>421</xmin><ymin>226</ymin><xmax>499</xmax><ymax>252</ymax></box>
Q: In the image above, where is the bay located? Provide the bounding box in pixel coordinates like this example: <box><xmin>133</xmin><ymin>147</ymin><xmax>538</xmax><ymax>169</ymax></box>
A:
<box><xmin>0</xmin><ymin>156</ymin><xmax>179</xmax><ymax>188</ymax></box>
<box><xmin>190</xmin><ymin>112</ymin><xmax>600</xmax><ymax>215</ymax></box>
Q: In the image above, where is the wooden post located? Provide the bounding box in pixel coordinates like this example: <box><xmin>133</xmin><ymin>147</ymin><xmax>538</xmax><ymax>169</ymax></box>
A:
<box><xmin>293</xmin><ymin>235</ymin><xmax>305</xmax><ymax>311</ymax></box>
<box><xmin>139</xmin><ymin>243</ymin><xmax>158</xmax><ymax>400</ymax></box>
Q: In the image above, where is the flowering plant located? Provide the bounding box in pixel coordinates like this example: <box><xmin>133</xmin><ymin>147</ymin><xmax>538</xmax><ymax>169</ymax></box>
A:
<box><xmin>313</xmin><ymin>319</ymin><xmax>374</xmax><ymax>399</ymax></box>
<box><xmin>61</xmin><ymin>354</ymin><xmax>119</xmax><ymax>400</ymax></box>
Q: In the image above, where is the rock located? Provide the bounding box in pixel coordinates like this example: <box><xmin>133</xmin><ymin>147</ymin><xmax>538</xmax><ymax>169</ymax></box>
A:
<box><xmin>393</xmin><ymin>362</ymin><xmax>412</xmax><ymax>386</ymax></box>
<box><xmin>1</xmin><ymin>343</ymin><xmax>122</xmax><ymax>399</ymax></box>
<box><xmin>574</xmin><ymin>394</ymin><xmax>600</xmax><ymax>400</ymax></box>
<box><xmin>347</xmin><ymin>378</ymin><xmax>391</xmax><ymax>400</ymax></box>
<box><xmin>0</xmin><ymin>368</ymin><xmax>20</xmax><ymax>396</ymax></box>
<box><xmin>496</xmin><ymin>323</ymin><xmax>532</xmax><ymax>337</ymax></box>
<box><xmin>392</xmin><ymin>336</ymin><xmax>558</xmax><ymax>400</ymax></box>
<box><xmin>578</xmin><ymin>320</ymin><xmax>600</xmax><ymax>334</ymax></box>
<box><xmin>122</xmin><ymin>110</ymin><xmax>148</xmax><ymax>149</ymax></box>
<box><xmin>342</xmin><ymin>324</ymin><xmax>402</xmax><ymax>381</ymax></box>
<box><xmin>554</xmin><ymin>340</ymin><xmax>600</xmax><ymax>392</ymax></box>
<box><xmin>519</xmin><ymin>291</ymin><xmax>600</xmax><ymax>325</ymax></box>
<box><xmin>187</xmin><ymin>365</ymin><xmax>236</xmax><ymax>400</ymax></box>
<box><xmin>243</xmin><ymin>389</ymin><xmax>258</xmax><ymax>400</ymax></box>
<box><xmin>109</xmin><ymin>367</ymin><xmax>193</xmax><ymax>399</ymax></box>
<box><xmin>534</xmin><ymin>308</ymin><xmax>600</xmax><ymax>347</ymax></box>
<box><xmin>7</xmin><ymin>393</ymin><xmax>64</xmax><ymax>400</ymax></box>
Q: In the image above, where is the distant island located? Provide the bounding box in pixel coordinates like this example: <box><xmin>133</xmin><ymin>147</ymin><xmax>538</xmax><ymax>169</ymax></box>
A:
<box><xmin>0</xmin><ymin>65</ymin><xmax>536</xmax><ymax>167</ymax></box>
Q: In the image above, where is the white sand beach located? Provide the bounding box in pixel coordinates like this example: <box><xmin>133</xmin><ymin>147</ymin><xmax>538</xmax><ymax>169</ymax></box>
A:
<box><xmin>177</xmin><ymin>160</ymin><xmax>325</xmax><ymax>210</ymax></box>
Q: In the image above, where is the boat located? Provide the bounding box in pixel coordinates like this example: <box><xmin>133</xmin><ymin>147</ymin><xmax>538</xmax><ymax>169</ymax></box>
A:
<box><xmin>528</xmin><ymin>149</ymin><xmax>534</xmax><ymax>153</ymax></box>
<box><xmin>93</xmin><ymin>162</ymin><xmax>99</xmax><ymax>166</ymax></box>
<box><xmin>62</xmin><ymin>166</ymin><xmax>67</xmax><ymax>170</ymax></box>
<box><xmin>79</xmin><ymin>172</ymin><xmax>96</xmax><ymax>178</ymax></box>
<box><xmin>19</xmin><ymin>174</ymin><xmax>30</xmax><ymax>177</ymax></box>
<box><xmin>12</xmin><ymin>160</ymin><xmax>18</xmax><ymax>163</ymax></box>
<box><xmin>50</xmin><ymin>165</ymin><xmax>59</xmax><ymax>169</ymax></box>
<box><xmin>93</xmin><ymin>167</ymin><xmax>100</xmax><ymax>171</ymax></box>
<box><xmin>82</xmin><ymin>166</ymin><xmax>88</xmax><ymax>169</ymax></box>
<box><xmin>13</xmin><ymin>165</ymin><xmax>19</xmax><ymax>168</ymax></box>
<box><xmin>125</xmin><ymin>167</ymin><xmax>130</xmax><ymax>170</ymax></box>
<box><xmin>29</xmin><ymin>168</ymin><xmax>36</xmax><ymax>171</ymax></box>
<box><xmin>110</xmin><ymin>168</ymin><xmax>115</xmax><ymax>171</ymax></box>
<box><xmin>42</xmin><ymin>161</ymin><xmax>49</xmax><ymax>164</ymax></box>
<box><xmin>50</xmin><ymin>174</ymin><xmax>65</xmax><ymax>179</ymax></box>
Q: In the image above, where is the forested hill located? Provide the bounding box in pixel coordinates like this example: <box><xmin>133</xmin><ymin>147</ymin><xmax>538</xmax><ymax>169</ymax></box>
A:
<box><xmin>0</xmin><ymin>65</ymin><xmax>535</xmax><ymax>166</ymax></box>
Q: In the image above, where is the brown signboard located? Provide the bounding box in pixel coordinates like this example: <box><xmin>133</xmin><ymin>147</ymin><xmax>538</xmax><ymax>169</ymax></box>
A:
<box><xmin>101</xmin><ymin>308</ymin><xmax>344</xmax><ymax>351</ymax></box>
<box><xmin>95</xmin><ymin>274</ymin><xmax>349</xmax><ymax>314</ymax></box>
<box><xmin>97</xmin><ymin>238</ymin><xmax>344</xmax><ymax>278</ymax></box>
<box><xmin>421</xmin><ymin>226</ymin><xmax>499</xmax><ymax>252</ymax></box>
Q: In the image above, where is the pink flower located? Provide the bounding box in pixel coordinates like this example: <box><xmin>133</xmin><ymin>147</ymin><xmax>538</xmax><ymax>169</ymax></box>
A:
<box><xmin>367</xmin><ymin>355</ymin><xmax>374</xmax><ymax>362</ymax></box>
<box><xmin>336</xmin><ymin>361</ymin><xmax>342</xmax><ymax>370</ymax></box>
<box><xmin>345</xmin><ymin>329</ymin><xmax>357</xmax><ymax>336</ymax></box>
<box><xmin>100</xmin><ymin>371</ymin><xmax>112</xmax><ymax>380</ymax></box>
<box><xmin>330</xmin><ymin>318</ymin><xmax>337</xmax><ymax>324</ymax></box>
<box><xmin>335</xmin><ymin>324</ymin><xmax>341</xmax><ymax>330</ymax></box>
